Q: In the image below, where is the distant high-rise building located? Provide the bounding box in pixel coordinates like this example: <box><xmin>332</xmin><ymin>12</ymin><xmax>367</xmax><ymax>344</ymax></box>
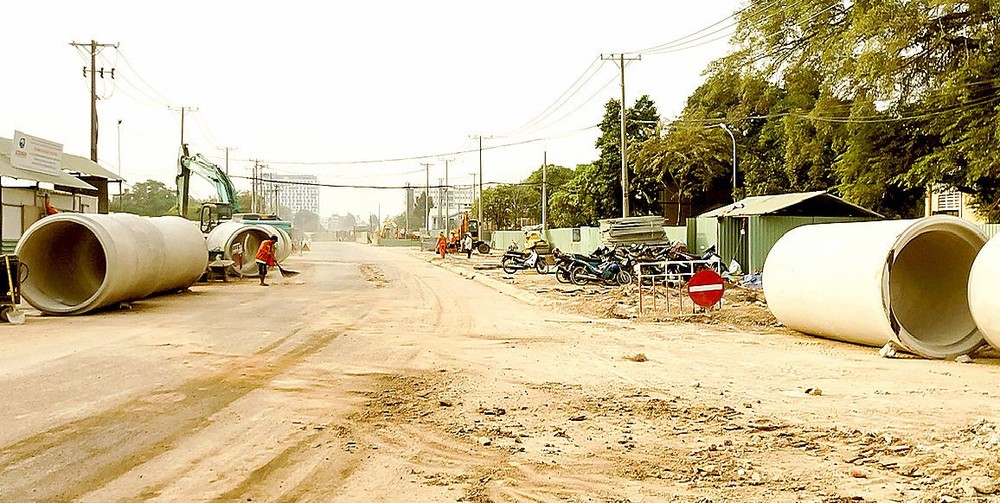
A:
<box><xmin>261</xmin><ymin>173</ymin><xmax>320</xmax><ymax>216</ymax></box>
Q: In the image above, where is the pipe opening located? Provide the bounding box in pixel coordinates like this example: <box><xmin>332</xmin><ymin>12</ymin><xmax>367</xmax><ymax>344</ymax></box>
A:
<box><xmin>229</xmin><ymin>229</ymin><xmax>269</xmax><ymax>276</ymax></box>
<box><xmin>18</xmin><ymin>220</ymin><xmax>106</xmax><ymax>310</ymax></box>
<box><xmin>889</xmin><ymin>230</ymin><xmax>979</xmax><ymax>350</ymax></box>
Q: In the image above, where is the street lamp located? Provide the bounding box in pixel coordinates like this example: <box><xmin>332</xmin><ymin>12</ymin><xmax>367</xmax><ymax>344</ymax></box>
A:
<box><xmin>718</xmin><ymin>123</ymin><xmax>737</xmax><ymax>202</ymax></box>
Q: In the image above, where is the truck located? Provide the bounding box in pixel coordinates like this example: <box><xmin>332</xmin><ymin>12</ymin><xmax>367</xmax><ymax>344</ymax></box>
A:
<box><xmin>176</xmin><ymin>145</ymin><xmax>292</xmax><ymax>233</ymax></box>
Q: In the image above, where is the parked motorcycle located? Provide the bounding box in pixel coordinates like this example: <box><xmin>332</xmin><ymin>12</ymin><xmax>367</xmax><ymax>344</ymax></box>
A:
<box><xmin>501</xmin><ymin>243</ymin><xmax>547</xmax><ymax>274</ymax></box>
<box><xmin>552</xmin><ymin>249</ymin><xmax>576</xmax><ymax>284</ymax></box>
<box><xmin>664</xmin><ymin>244</ymin><xmax>724</xmax><ymax>284</ymax></box>
<box><xmin>568</xmin><ymin>247</ymin><xmax>630</xmax><ymax>286</ymax></box>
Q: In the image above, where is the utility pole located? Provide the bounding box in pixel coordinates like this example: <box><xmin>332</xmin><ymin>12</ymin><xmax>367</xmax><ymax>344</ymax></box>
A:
<box><xmin>70</xmin><ymin>40</ymin><xmax>117</xmax><ymax>213</ymax></box>
<box><xmin>602</xmin><ymin>53</ymin><xmax>641</xmax><ymax>218</ymax></box>
<box><xmin>217</xmin><ymin>146</ymin><xmax>238</xmax><ymax>175</ymax></box>
<box><xmin>252</xmin><ymin>160</ymin><xmax>260</xmax><ymax>213</ymax></box>
<box><xmin>117</xmin><ymin>119</ymin><xmax>123</xmax><ymax>211</ymax></box>
<box><xmin>168</xmin><ymin>106</ymin><xmax>199</xmax><ymax>147</ymax></box>
<box><xmin>542</xmin><ymin>151</ymin><xmax>547</xmax><ymax>233</ymax></box>
<box><xmin>437</xmin><ymin>177</ymin><xmax>444</xmax><ymax>231</ymax></box>
<box><xmin>421</xmin><ymin>162</ymin><xmax>433</xmax><ymax>232</ymax></box>
<box><xmin>404</xmin><ymin>183</ymin><xmax>410</xmax><ymax>234</ymax></box>
<box><xmin>469</xmin><ymin>172</ymin><xmax>477</xmax><ymax>215</ymax></box>
<box><xmin>469</xmin><ymin>135</ymin><xmax>496</xmax><ymax>226</ymax></box>
<box><xmin>440</xmin><ymin>158</ymin><xmax>454</xmax><ymax>233</ymax></box>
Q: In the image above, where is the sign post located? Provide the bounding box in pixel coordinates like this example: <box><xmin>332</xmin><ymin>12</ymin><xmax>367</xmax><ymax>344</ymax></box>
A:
<box><xmin>688</xmin><ymin>269</ymin><xmax>725</xmax><ymax>308</ymax></box>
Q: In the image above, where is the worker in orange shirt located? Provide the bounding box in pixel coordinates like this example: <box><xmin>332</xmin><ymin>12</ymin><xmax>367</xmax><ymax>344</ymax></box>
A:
<box><xmin>255</xmin><ymin>235</ymin><xmax>279</xmax><ymax>286</ymax></box>
<box><xmin>435</xmin><ymin>232</ymin><xmax>447</xmax><ymax>259</ymax></box>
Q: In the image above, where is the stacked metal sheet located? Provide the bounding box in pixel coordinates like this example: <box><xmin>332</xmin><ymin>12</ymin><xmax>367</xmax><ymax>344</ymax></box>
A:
<box><xmin>598</xmin><ymin>216</ymin><xmax>668</xmax><ymax>244</ymax></box>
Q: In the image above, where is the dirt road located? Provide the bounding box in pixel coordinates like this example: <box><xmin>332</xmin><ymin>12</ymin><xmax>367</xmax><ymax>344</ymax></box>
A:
<box><xmin>1</xmin><ymin>242</ymin><xmax>998</xmax><ymax>502</ymax></box>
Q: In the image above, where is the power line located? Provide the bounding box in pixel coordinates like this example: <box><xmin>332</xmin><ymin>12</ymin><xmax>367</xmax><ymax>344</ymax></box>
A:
<box><xmin>115</xmin><ymin>48</ymin><xmax>172</xmax><ymax>104</ymax></box>
<box><xmin>224</xmin><ymin>125</ymin><xmax>599</xmax><ymax>166</ymax></box>
<box><xmin>629</xmin><ymin>0</ymin><xmax>785</xmax><ymax>54</ymax></box>
<box><xmin>504</xmin><ymin>57</ymin><xmax>608</xmax><ymax>136</ymax></box>
<box><xmin>230</xmin><ymin>175</ymin><xmax>562</xmax><ymax>191</ymax></box>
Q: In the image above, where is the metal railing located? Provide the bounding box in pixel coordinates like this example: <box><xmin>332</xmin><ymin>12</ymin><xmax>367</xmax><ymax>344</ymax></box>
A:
<box><xmin>634</xmin><ymin>259</ymin><xmax>724</xmax><ymax>317</ymax></box>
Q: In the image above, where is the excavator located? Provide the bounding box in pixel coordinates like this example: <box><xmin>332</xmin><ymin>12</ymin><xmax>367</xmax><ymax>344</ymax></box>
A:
<box><xmin>452</xmin><ymin>211</ymin><xmax>491</xmax><ymax>254</ymax></box>
<box><xmin>177</xmin><ymin>145</ymin><xmax>291</xmax><ymax>233</ymax></box>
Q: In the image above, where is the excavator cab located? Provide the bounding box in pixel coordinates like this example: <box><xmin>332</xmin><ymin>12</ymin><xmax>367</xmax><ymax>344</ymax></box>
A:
<box><xmin>199</xmin><ymin>202</ymin><xmax>234</xmax><ymax>233</ymax></box>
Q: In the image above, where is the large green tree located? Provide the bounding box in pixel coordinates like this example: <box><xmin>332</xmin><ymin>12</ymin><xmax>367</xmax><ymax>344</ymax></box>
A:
<box><xmin>720</xmin><ymin>0</ymin><xmax>1000</xmax><ymax>219</ymax></box>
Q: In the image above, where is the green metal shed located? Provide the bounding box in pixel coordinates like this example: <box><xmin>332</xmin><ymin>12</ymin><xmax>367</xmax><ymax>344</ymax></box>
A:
<box><xmin>689</xmin><ymin>191</ymin><xmax>882</xmax><ymax>274</ymax></box>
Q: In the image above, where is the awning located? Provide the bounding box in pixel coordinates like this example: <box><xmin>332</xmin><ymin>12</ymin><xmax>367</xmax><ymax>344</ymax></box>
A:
<box><xmin>61</xmin><ymin>152</ymin><xmax>123</xmax><ymax>181</ymax></box>
<box><xmin>0</xmin><ymin>149</ymin><xmax>97</xmax><ymax>191</ymax></box>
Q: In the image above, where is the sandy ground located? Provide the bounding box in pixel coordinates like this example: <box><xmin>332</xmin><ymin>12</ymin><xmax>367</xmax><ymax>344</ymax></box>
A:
<box><xmin>1</xmin><ymin>241</ymin><xmax>999</xmax><ymax>502</ymax></box>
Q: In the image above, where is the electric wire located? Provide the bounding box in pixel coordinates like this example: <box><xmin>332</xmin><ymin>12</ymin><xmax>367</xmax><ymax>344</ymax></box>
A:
<box><xmin>504</xmin><ymin>57</ymin><xmax>607</xmax><ymax>136</ymax></box>
<box><xmin>114</xmin><ymin>48</ymin><xmax>173</xmax><ymax>105</ymax></box>
<box><xmin>228</xmin><ymin>125</ymin><xmax>599</xmax><ymax>166</ymax></box>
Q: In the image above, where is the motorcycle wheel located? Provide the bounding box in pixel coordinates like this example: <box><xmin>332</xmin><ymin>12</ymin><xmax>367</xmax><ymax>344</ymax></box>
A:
<box><xmin>535</xmin><ymin>259</ymin><xmax>549</xmax><ymax>274</ymax></box>
<box><xmin>570</xmin><ymin>266</ymin><xmax>590</xmax><ymax>286</ymax></box>
<box><xmin>555</xmin><ymin>267</ymin><xmax>571</xmax><ymax>284</ymax></box>
<box><xmin>615</xmin><ymin>270</ymin><xmax>633</xmax><ymax>286</ymax></box>
<box><xmin>501</xmin><ymin>258</ymin><xmax>519</xmax><ymax>274</ymax></box>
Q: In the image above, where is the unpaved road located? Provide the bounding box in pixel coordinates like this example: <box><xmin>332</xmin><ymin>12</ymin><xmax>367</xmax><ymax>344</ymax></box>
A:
<box><xmin>1</xmin><ymin>242</ymin><xmax>999</xmax><ymax>502</ymax></box>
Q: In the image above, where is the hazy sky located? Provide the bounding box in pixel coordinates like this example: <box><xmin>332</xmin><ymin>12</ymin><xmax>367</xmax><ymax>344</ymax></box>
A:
<box><xmin>2</xmin><ymin>1</ymin><xmax>742</xmax><ymax>219</ymax></box>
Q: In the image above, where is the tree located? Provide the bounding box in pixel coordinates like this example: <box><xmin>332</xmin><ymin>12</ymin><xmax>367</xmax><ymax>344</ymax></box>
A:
<box><xmin>720</xmin><ymin>0</ymin><xmax>1000</xmax><ymax>219</ymax></box>
<box><xmin>112</xmin><ymin>180</ymin><xmax>178</xmax><ymax>217</ymax></box>
<box><xmin>548</xmin><ymin>164</ymin><xmax>602</xmax><ymax>227</ymax></box>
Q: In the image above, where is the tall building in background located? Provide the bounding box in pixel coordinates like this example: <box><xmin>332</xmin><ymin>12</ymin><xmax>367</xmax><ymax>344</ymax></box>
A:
<box><xmin>260</xmin><ymin>173</ymin><xmax>320</xmax><ymax>216</ymax></box>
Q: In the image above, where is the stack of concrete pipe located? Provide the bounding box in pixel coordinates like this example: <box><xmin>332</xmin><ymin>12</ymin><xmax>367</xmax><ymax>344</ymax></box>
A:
<box><xmin>15</xmin><ymin>213</ymin><xmax>208</xmax><ymax>315</ymax></box>
<box><xmin>205</xmin><ymin>221</ymin><xmax>291</xmax><ymax>276</ymax></box>
<box><xmin>764</xmin><ymin>215</ymin><xmax>1000</xmax><ymax>359</ymax></box>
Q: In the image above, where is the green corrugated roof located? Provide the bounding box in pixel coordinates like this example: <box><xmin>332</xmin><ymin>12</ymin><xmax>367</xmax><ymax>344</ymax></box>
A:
<box><xmin>699</xmin><ymin>191</ymin><xmax>882</xmax><ymax>218</ymax></box>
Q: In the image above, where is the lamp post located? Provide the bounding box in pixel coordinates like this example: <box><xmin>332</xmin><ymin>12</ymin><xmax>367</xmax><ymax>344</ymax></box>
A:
<box><xmin>718</xmin><ymin>123</ymin><xmax>737</xmax><ymax>202</ymax></box>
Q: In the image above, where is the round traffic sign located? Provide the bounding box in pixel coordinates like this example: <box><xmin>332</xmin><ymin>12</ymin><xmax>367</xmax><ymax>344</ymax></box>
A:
<box><xmin>688</xmin><ymin>269</ymin><xmax>725</xmax><ymax>307</ymax></box>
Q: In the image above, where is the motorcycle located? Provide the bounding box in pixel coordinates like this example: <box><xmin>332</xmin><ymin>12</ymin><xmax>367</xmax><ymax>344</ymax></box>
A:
<box><xmin>501</xmin><ymin>243</ymin><xmax>547</xmax><ymax>274</ymax></box>
<box><xmin>664</xmin><ymin>244</ymin><xmax>725</xmax><ymax>284</ymax></box>
<box><xmin>568</xmin><ymin>247</ymin><xmax>631</xmax><ymax>286</ymax></box>
<box><xmin>552</xmin><ymin>249</ymin><xmax>577</xmax><ymax>284</ymax></box>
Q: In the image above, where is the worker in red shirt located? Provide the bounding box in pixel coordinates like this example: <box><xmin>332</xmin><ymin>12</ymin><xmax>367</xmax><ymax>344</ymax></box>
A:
<box><xmin>44</xmin><ymin>194</ymin><xmax>60</xmax><ymax>216</ymax></box>
<box><xmin>255</xmin><ymin>235</ymin><xmax>279</xmax><ymax>286</ymax></box>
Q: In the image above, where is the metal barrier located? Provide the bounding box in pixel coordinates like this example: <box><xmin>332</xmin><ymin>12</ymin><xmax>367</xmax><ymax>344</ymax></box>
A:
<box><xmin>635</xmin><ymin>259</ymin><xmax>723</xmax><ymax>317</ymax></box>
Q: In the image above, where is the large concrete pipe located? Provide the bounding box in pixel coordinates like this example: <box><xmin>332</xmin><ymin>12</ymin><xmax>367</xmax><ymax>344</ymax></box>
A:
<box><xmin>15</xmin><ymin>213</ymin><xmax>208</xmax><ymax>315</ymax></box>
<box><xmin>205</xmin><ymin>221</ymin><xmax>291</xmax><ymax>276</ymax></box>
<box><xmin>763</xmin><ymin>216</ymin><xmax>987</xmax><ymax>359</ymax></box>
<box><xmin>969</xmin><ymin>235</ymin><xmax>1000</xmax><ymax>349</ymax></box>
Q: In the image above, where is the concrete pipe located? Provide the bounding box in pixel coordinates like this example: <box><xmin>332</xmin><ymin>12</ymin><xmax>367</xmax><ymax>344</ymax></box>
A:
<box><xmin>15</xmin><ymin>213</ymin><xmax>208</xmax><ymax>315</ymax></box>
<box><xmin>763</xmin><ymin>215</ymin><xmax>987</xmax><ymax>359</ymax></box>
<box><xmin>205</xmin><ymin>222</ymin><xmax>291</xmax><ymax>276</ymax></box>
<box><xmin>969</xmin><ymin>236</ymin><xmax>1000</xmax><ymax>349</ymax></box>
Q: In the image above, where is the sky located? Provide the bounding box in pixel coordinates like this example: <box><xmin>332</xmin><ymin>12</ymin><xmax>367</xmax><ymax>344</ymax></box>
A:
<box><xmin>2</xmin><ymin>0</ymin><xmax>744</xmax><ymax>221</ymax></box>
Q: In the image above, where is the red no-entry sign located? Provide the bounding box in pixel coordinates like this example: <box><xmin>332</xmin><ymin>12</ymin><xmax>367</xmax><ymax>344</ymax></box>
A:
<box><xmin>688</xmin><ymin>269</ymin><xmax>725</xmax><ymax>307</ymax></box>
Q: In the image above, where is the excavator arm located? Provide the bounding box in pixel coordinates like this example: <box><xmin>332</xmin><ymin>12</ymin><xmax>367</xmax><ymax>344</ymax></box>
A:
<box><xmin>177</xmin><ymin>145</ymin><xmax>241</xmax><ymax>218</ymax></box>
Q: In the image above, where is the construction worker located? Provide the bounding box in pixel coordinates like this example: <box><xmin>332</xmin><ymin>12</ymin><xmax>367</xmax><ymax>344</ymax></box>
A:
<box><xmin>435</xmin><ymin>232</ymin><xmax>447</xmax><ymax>259</ymax></box>
<box><xmin>43</xmin><ymin>194</ymin><xmax>59</xmax><ymax>216</ymax></box>
<box><xmin>255</xmin><ymin>235</ymin><xmax>279</xmax><ymax>286</ymax></box>
<box><xmin>462</xmin><ymin>233</ymin><xmax>474</xmax><ymax>259</ymax></box>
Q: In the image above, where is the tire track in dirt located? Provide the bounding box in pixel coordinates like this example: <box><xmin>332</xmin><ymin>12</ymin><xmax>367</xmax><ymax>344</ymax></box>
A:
<box><xmin>0</xmin><ymin>319</ymin><xmax>358</xmax><ymax>502</ymax></box>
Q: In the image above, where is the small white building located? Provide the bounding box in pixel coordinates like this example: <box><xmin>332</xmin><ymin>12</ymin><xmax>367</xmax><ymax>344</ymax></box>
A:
<box><xmin>0</xmin><ymin>136</ymin><xmax>122</xmax><ymax>253</ymax></box>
